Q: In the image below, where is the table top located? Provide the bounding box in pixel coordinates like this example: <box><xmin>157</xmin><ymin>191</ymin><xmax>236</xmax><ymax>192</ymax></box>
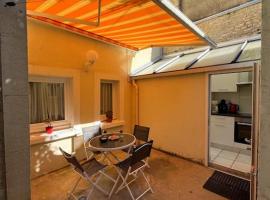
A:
<box><xmin>89</xmin><ymin>133</ymin><xmax>136</xmax><ymax>151</ymax></box>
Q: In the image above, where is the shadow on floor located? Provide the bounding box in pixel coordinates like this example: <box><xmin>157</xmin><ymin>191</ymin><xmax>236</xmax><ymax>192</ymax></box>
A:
<box><xmin>31</xmin><ymin>150</ymin><xmax>226</xmax><ymax>200</ymax></box>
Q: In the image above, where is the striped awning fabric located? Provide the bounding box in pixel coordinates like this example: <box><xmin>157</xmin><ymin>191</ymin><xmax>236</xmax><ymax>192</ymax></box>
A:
<box><xmin>27</xmin><ymin>0</ymin><xmax>216</xmax><ymax>51</ymax></box>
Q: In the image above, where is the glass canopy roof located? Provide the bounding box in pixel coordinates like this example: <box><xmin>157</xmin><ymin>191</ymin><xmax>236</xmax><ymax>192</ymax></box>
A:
<box><xmin>135</xmin><ymin>57</ymin><xmax>176</xmax><ymax>76</ymax></box>
<box><xmin>190</xmin><ymin>43</ymin><xmax>243</xmax><ymax>68</ymax></box>
<box><xmin>159</xmin><ymin>51</ymin><xmax>207</xmax><ymax>73</ymax></box>
<box><xmin>132</xmin><ymin>37</ymin><xmax>261</xmax><ymax>77</ymax></box>
<box><xmin>237</xmin><ymin>40</ymin><xmax>261</xmax><ymax>62</ymax></box>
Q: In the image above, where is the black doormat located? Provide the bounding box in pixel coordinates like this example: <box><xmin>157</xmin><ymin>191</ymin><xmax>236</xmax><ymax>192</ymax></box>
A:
<box><xmin>203</xmin><ymin>171</ymin><xmax>250</xmax><ymax>200</ymax></box>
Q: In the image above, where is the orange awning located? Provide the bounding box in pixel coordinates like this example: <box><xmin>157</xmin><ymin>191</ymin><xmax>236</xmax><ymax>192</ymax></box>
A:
<box><xmin>27</xmin><ymin>0</ymin><xmax>216</xmax><ymax>51</ymax></box>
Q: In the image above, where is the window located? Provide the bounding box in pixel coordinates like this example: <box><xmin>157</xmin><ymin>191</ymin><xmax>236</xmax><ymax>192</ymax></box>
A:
<box><xmin>100</xmin><ymin>81</ymin><xmax>113</xmax><ymax>115</ymax></box>
<box><xmin>95</xmin><ymin>75</ymin><xmax>122</xmax><ymax>121</ymax></box>
<box><xmin>29</xmin><ymin>82</ymin><xmax>65</xmax><ymax>124</ymax></box>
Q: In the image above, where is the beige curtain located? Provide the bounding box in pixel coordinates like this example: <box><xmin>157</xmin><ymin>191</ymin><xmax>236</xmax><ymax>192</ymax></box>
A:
<box><xmin>29</xmin><ymin>82</ymin><xmax>65</xmax><ymax>123</ymax></box>
<box><xmin>100</xmin><ymin>82</ymin><xmax>113</xmax><ymax>115</ymax></box>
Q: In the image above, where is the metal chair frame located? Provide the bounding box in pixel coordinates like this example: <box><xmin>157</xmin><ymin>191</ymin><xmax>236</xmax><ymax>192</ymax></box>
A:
<box><xmin>134</xmin><ymin>125</ymin><xmax>151</xmax><ymax>168</ymax></box>
<box><xmin>133</xmin><ymin>125</ymin><xmax>150</xmax><ymax>143</ymax></box>
<box><xmin>59</xmin><ymin>148</ymin><xmax>118</xmax><ymax>200</ymax></box>
<box><xmin>81</xmin><ymin>124</ymin><xmax>102</xmax><ymax>160</ymax></box>
<box><xmin>114</xmin><ymin>141</ymin><xmax>154</xmax><ymax>200</ymax></box>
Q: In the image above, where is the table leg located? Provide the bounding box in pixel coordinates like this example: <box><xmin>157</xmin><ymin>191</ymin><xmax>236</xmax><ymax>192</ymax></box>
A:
<box><xmin>109</xmin><ymin>152</ymin><xmax>121</xmax><ymax>162</ymax></box>
<box><xmin>103</xmin><ymin>152</ymin><xmax>115</xmax><ymax>165</ymax></box>
<box><xmin>126</xmin><ymin>146</ymin><xmax>133</xmax><ymax>157</ymax></box>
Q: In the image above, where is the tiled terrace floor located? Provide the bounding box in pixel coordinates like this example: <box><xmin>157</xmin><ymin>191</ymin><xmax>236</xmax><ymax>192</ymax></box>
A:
<box><xmin>31</xmin><ymin>150</ymin><xmax>226</xmax><ymax>200</ymax></box>
<box><xmin>210</xmin><ymin>147</ymin><xmax>251</xmax><ymax>173</ymax></box>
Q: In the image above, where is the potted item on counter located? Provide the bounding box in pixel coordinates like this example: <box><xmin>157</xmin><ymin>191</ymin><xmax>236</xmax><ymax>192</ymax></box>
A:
<box><xmin>228</xmin><ymin>102</ymin><xmax>239</xmax><ymax>114</ymax></box>
<box><xmin>105</xmin><ymin>111</ymin><xmax>113</xmax><ymax>122</ymax></box>
<box><xmin>45</xmin><ymin>119</ymin><xmax>53</xmax><ymax>134</ymax></box>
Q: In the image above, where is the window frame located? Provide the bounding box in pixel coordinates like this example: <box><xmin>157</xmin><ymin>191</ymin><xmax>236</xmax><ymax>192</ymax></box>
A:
<box><xmin>29</xmin><ymin>76</ymin><xmax>73</xmax><ymax>133</ymax></box>
<box><xmin>94</xmin><ymin>73</ymin><xmax>123</xmax><ymax>121</ymax></box>
<box><xmin>99</xmin><ymin>79</ymin><xmax>119</xmax><ymax>121</ymax></box>
<box><xmin>100</xmin><ymin>80</ymin><xmax>113</xmax><ymax>115</ymax></box>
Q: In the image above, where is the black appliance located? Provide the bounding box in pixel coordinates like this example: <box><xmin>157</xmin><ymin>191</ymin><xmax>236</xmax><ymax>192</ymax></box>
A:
<box><xmin>218</xmin><ymin>99</ymin><xmax>228</xmax><ymax>114</ymax></box>
<box><xmin>234</xmin><ymin>121</ymin><xmax>252</xmax><ymax>145</ymax></box>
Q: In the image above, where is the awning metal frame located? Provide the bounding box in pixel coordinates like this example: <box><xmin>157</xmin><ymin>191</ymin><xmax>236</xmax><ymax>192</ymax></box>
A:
<box><xmin>152</xmin><ymin>0</ymin><xmax>217</xmax><ymax>48</ymax></box>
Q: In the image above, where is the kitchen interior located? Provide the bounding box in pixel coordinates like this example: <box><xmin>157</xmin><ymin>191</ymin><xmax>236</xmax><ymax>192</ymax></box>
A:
<box><xmin>209</xmin><ymin>71</ymin><xmax>253</xmax><ymax>176</ymax></box>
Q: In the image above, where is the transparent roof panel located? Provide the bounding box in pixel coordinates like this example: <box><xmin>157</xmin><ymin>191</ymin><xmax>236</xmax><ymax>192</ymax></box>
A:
<box><xmin>159</xmin><ymin>51</ymin><xmax>205</xmax><ymax>73</ymax></box>
<box><xmin>237</xmin><ymin>40</ymin><xmax>261</xmax><ymax>62</ymax></box>
<box><xmin>191</xmin><ymin>43</ymin><xmax>243</xmax><ymax>68</ymax></box>
<box><xmin>134</xmin><ymin>57</ymin><xmax>173</xmax><ymax>76</ymax></box>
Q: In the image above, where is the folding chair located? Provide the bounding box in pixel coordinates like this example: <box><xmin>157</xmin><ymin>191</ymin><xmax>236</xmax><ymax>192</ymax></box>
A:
<box><xmin>122</xmin><ymin>125</ymin><xmax>151</xmax><ymax>168</ymax></box>
<box><xmin>123</xmin><ymin>125</ymin><xmax>150</xmax><ymax>154</ymax></box>
<box><xmin>59</xmin><ymin>148</ymin><xmax>119</xmax><ymax>200</ymax></box>
<box><xmin>115</xmin><ymin>140</ymin><xmax>154</xmax><ymax>200</ymax></box>
<box><xmin>133</xmin><ymin>125</ymin><xmax>150</xmax><ymax>143</ymax></box>
<box><xmin>81</xmin><ymin>122</ymin><xmax>102</xmax><ymax>160</ymax></box>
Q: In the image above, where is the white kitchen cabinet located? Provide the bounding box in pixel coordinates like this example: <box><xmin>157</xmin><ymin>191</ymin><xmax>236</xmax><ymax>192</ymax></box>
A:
<box><xmin>238</xmin><ymin>71</ymin><xmax>253</xmax><ymax>84</ymax></box>
<box><xmin>211</xmin><ymin>73</ymin><xmax>238</xmax><ymax>92</ymax></box>
<box><xmin>210</xmin><ymin>115</ymin><xmax>235</xmax><ymax>147</ymax></box>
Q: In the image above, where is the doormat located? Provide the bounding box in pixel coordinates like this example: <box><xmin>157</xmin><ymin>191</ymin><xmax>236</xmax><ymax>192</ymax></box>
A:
<box><xmin>203</xmin><ymin>171</ymin><xmax>250</xmax><ymax>200</ymax></box>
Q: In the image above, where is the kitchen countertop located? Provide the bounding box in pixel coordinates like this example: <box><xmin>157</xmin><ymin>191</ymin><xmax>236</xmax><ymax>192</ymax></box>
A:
<box><xmin>211</xmin><ymin>112</ymin><xmax>252</xmax><ymax>118</ymax></box>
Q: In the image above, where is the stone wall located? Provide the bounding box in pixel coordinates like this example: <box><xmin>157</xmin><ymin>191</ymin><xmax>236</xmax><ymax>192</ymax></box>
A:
<box><xmin>198</xmin><ymin>3</ymin><xmax>261</xmax><ymax>43</ymax></box>
<box><xmin>176</xmin><ymin>0</ymin><xmax>251</xmax><ymax>21</ymax></box>
<box><xmin>164</xmin><ymin>2</ymin><xmax>262</xmax><ymax>54</ymax></box>
<box><xmin>0</xmin><ymin>1</ymin><xmax>30</xmax><ymax>199</ymax></box>
<box><xmin>0</xmin><ymin>38</ymin><xmax>6</xmax><ymax>200</ymax></box>
<box><xmin>258</xmin><ymin>0</ymin><xmax>270</xmax><ymax>199</ymax></box>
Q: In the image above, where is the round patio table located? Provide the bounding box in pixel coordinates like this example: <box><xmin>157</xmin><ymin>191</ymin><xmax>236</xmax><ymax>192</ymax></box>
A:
<box><xmin>89</xmin><ymin>133</ymin><xmax>136</xmax><ymax>152</ymax></box>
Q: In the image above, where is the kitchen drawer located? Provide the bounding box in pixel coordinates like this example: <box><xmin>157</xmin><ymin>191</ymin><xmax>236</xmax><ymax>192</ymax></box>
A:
<box><xmin>210</xmin><ymin>115</ymin><xmax>235</xmax><ymax>147</ymax></box>
<box><xmin>211</xmin><ymin>115</ymin><xmax>234</xmax><ymax>126</ymax></box>
<box><xmin>210</xmin><ymin>123</ymin><xmax>234</xmax><ymax>146</ymax></box>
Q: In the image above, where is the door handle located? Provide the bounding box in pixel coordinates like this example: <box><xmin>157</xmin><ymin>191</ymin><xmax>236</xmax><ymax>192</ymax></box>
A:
<box><xmin>238</xmin><ymin>122</ymin><xmax>252</xmax><ymax>126</ymax></box>
<box><xmin>251</xmin><ymin>166</ymin><xmax>257</xmax><ymax>177</ymax></box>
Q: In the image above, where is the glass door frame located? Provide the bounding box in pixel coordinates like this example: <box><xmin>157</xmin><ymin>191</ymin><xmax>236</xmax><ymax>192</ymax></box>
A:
<box><xmin>206</xmin><ymin>64</ymin><xmax>260</xmax><ymax>199</ymax></box>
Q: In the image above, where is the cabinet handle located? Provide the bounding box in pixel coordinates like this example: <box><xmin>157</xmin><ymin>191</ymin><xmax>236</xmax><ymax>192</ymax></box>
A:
<box><xmin>218</xmin><ymin>89</ymin><xmax>229</xmax><ymax>92</ymax></box>
<box><xmin>215</xmin><ymin>117</ymin><xmax>226</xmax><ymax>120</ymax></box>
<box><xmin>215</xmin><ymin>124</ymin><xmax>225</xmax><ymax>127</ymax></box>
<box><xmin>238</xmin><ymin>122</ymin><xmax>252</xmax><ymax>126</ymax></box>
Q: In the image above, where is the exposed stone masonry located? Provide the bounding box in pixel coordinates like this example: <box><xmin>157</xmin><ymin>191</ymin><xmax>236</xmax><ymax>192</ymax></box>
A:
<box><xmin>164</xmin><ymin>2</ymin><xmax>262</xmax><ymax>54</ymax></box>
